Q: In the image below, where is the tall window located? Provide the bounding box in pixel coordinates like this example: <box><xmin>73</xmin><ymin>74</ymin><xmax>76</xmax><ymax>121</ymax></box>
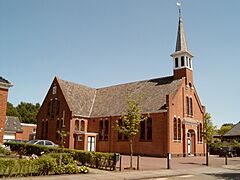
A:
<box><xmin>140</xmin><ymin>120</ymin><xmax>145</xmax><ymax>140</ymax></box>
<box><xmin>189</xmin><ymin>59</ymin><xmax>192</xmax><ymax>68</ymax></box>
<box><xmin>45</xmin><ymin>121</ymin><xmax>48</xmax><ymax>139</ymax></box>
<box><xmin>56</xmin><ymin>120</ymin><xmax>60</xmax><ymax>140</ymax></box>
<box><xmin>190</xmin><ymin>98</ymin><xmax>193</xmax><ymax>116</ymax></box>
<box><xmin>41</xmin><ymin>121</ymin><xmax>45</xmax><ymax>139</ymax></box>
<box><xmin>181</xmin><ymin>56</ymin><xmax>185</xmax><ymax>66</ymax></box>
<box><xmin>186</xmin><ymin>97</ymin><xmax>189</xmax><ymax>115</ymax></box>
<box><xmin>175</xmin><ymin>58</ymin><xmax>179</xmax><ymax>68</ymax></box>
<box><xmin>99</xmin><ymin>119</ymin><xmax>109</xmax><ymax>141</ymax></box>
<box><xmin>75</xmin><ymin>120</ymin><xmax>80</xmax><ymax>131</ymax></box>
<box><xmin>99</xmin><ymin>120</ymin><xmax>103</xmax><ymax>140</ymax></box>
<box><xmin>197</xmin><ymin>123</ymin><xmax>200</xmax><ymax>142</ymax></box>
<box><xmin>200</xmin><ymin>123</ymin><xmax>203</xmax><ymax>142</ymax></box>
<box><xmin>104</xmin><ymin>120</ymin><xmax>109</xmax><ymax>140</ymax></box>
<box><xmin>139</xmin><ymin>118</ymin><xmax>152</xmax><ymax>141</ymax></box>
<box><xmin>174</xmin><ymin>118</ymin><xmax>177</xmax><ymax>140</ymax></box>
<box><xmin>173</xmin><ymin>117</ymin><xmax>182</xmax><ymax>141</ymax></box>
<box><xmin>186</xmin><ymin>57</ymin><xmax>189</xmax><ymax>67</ymax></box>
<box><xmin>81</xmin><ymin>120</ymin><xmax>85</xmax><ymax>131</ymax></box>
<box><xmin>147</xmin><ymin>118</ymin><xmax>152</xmax><ymax>140</ymax></box>
<box><xmin>178</xmin><ymin>118</ymin><xmax>181</xmax><ymax>140</ymax></box>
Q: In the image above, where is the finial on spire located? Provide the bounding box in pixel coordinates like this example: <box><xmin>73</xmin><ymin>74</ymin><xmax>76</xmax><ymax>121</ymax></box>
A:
<box><xmin>176</xmin><ymin>1</ymin><xmax>182</xmax><ymax>18</ymax></box>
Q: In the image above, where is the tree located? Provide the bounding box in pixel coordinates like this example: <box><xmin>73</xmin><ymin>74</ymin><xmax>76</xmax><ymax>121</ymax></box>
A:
<box><xmin>218</xmin><ymin>123</ymin><xmax>234</xmax><ymax>137</ymax></box>
<box><xmin>6</xmin><ymin>101</ymin><xmax>40</xmax><ymax>124</ymax></box>
<box><xmin>202</xmin><ymin>113</ymin><xmax>216</xmax><ymax>165</ymax></box>
<box><xmin>6</xmin><ymin>102</ymin><xmax>19</xmax><ymax>117</ymax></box>
<box><xmin>115</xmin><ymin>92</ymin><xmax>147</xmax><ymax>169</ymax></box>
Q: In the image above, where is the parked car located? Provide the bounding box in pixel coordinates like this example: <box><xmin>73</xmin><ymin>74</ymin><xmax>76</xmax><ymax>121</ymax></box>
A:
<box><xmin>27</xmin><ymin>140</ymin><xmax>58</xmax><ymax>147</ymax></box>
<box><xmin>219</xmin><ymin>147</ymin><xmax>237</xmax><ymax>157</ymax></box>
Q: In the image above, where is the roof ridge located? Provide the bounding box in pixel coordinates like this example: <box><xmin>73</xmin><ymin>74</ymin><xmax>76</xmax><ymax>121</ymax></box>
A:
<box><xmin>97</xmin><ymin>76</ymin><xmax>175</xmax><ymax>90</ymax></box>
<box><xmin>58</xmin><ymin>77</ymin><xmax>96</xmax><ymax>90</ymax></box>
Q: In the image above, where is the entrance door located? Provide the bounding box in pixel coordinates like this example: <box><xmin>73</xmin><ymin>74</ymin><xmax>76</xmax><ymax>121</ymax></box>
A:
<box><xmin>87</xmin><ymin>136</ymin><xmax>95</xmax><ymax>151</ymax></box>
<box><xmin>187</xmin><ymin>132</ymin><xmax>191</xmax><ymax>156</ymax></box>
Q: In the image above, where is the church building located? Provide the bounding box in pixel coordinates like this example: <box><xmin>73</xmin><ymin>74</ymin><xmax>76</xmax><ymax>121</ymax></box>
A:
<box><xmin>0</xmin><ymin>76</ymin><xmax>12</xmax><ymax>143</ymax></box>
<box><xmin>36</xmin><ymin>9</ymin><xmax>206</xmax><ymax>157</ymax></box>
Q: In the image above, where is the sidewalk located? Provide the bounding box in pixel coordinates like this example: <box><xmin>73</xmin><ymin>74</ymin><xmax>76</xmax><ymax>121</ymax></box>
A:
<box><xmin>8</xmin><ymin>156</ymin><xmax>240</xmax><ymax>180</ymax></box>
<box><xmin>9</xmin><ymin>163</ymin><xmax>240</xmax><ymax>180</ymax></box>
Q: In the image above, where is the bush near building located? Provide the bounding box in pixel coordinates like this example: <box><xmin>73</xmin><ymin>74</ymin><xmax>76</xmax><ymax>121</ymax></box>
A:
<box><xmin>4</xmin><ymin>142</ymin><xmax>117</xmax><ymax>170</ymax></box>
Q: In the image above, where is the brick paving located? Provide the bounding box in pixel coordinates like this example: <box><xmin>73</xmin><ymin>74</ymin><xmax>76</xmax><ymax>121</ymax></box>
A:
<box><xmin>118</xmin><ymin>155</ymin><xmax>240</xmax><ymax>170</ymax></box>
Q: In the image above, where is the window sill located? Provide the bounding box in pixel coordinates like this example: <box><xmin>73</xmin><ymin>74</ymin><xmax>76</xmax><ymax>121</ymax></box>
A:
<box><xmin>173</xmin><ymin>140</ymin><xmax>182</xmax><ymax>143</ymax></box>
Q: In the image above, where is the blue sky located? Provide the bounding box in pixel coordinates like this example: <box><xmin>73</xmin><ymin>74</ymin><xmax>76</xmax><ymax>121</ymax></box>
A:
<box><xmin>1</xmin><ymin>0</ymin><xmax>240</xmax><ymax>128</ymax></box>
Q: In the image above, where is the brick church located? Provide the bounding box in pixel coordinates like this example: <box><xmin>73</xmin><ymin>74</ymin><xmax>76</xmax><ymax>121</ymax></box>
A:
<box><xmin>0</xmin><ymin>76</ymin><xmax>12</xmax><ymax>143</ymax></box>
<box><xmin>37</xmin><ymin>10</ymin><xmax>206</xmax><ymax>157</ymax></box>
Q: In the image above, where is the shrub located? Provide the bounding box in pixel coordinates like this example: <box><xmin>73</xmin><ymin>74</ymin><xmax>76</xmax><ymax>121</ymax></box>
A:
<box><xmin>0</xmin><ymin>146</ymin><xmax>11</xmax><ymax>156</ymax></box>
<box><xmin>4</xmin><ymin>142</ymin><xmax>116</xmax><ymax>170</ymax></box>
<box><xmin>0</xmin><ymin>157</ymin><xmax>57</xmax><ymax>177</ymax></box>
<box><xmin>44</xmin><ymin>153</ymin><xmax>74</xmax><ymax>165</ymax></box>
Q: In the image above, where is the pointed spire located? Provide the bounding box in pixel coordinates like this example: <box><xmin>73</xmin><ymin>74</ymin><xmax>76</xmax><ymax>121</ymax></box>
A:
<box><xmin>175</xmin><ymin>2</ymin><xmax>188</xmax><ymax>52</ymax></box>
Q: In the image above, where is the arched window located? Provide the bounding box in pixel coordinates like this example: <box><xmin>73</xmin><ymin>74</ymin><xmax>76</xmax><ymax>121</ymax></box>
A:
<box><xmin>174</xmin><ymin>118</ymin><xmax>177</xmax><ymax>140</ymax></box>
<box><xmin>190</xmin><ymin>98</ymin><xmax>193</xmax><ymax>116</ymax></box>
<box><xmin>81</xmin><ymin>120</ymin><xmax>85</xmax><ymax>131</ymax></box>
<box><xmin>186</xmin><ymin>97</ymin><xmax>189</xmax><ymax>115</ymax></box>
<box><xmin>178</xmin><ymin>118</ymin><xmax>181</xmax><ymax>140</ymax></box>
<box><xmin>75</xmin><ymin>120</ymin><xmax>80</xmax><ymax>131</ymax></box>
<box><xmin>197</xmin><ymin>123</ymin><xmax>200</xmax><ymax>142</ymax></box>
<box><xmin>200</xmin><ymin>123</ymin><xmax>203</xmax><ymax>142</ymax></box>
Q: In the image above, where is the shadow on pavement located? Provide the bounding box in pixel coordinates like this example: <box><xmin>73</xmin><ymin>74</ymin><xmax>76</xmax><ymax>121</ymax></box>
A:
<box><xmin>205</xmin><ymin>173</ymin><xmax>240</xmax><ymax>180</ymax></box>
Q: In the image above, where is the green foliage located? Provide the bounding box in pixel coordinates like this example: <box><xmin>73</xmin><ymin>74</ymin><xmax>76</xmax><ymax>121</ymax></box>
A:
<box><xmin>4</xmin><ymin>142</ymin><xmax>116</xmax><ymax>170</ymax></box>
<box><xmin>44</xmin><ymin>153</ymin><xmax>74</xmax><ymax>165</ymax></box>
<box><xmin>6</xmin><ymin>102</ymin><xmax>19</xmax><ymax>117</ymax></box>
<box><xmin>202</xmin><ymin>113</ymin><xmax>217</xmax><ymax>145</ymax></box>
<box><xmin>0</xmin><ymin>157</ymin><xmax>57</xmax><ymax>177</ymax></box>
<box><xmin>218</xmin><ymin>123</ymin><xmax>234</xmax><ymax>136</ymax></box>
<box><xmin>6</xmin><ymin>101</ymin><xmax>40</xmax><ymax>124</ymax></box>
<box><xmin>0</xmin><ymin>146</ymin><xmax>11</xmax><ymax>155</ymax></box>
<box><xmin>115</xmin><ymin>92</ymin><xmax>145</xmax><ymax>139</ymax></box>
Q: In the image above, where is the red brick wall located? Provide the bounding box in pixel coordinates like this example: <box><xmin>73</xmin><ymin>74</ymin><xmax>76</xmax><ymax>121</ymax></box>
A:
<box><xmin>16</xmin><ymin>124</ymin><xmax>37</xmax><ymax>141</ymax></box>
<box><xmin>0</xmin><ymin>88</ymin><xmax>8</xmax><ymax>143</ymax></box>
<box><xmin>36</xmin><ymin>78</ymin><xmax>71</xmax><ymax>147</ymax></box>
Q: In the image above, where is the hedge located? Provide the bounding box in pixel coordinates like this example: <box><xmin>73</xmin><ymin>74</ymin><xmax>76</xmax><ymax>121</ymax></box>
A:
<box><xmin>0</xmin><ymin>157</ymin><xmax>56</xmax><ymax>177</ymax></box>
<box><xmin>4</xmin><ymin>142</ymin><xmax>117</xmax><ymax>170</ymax></box>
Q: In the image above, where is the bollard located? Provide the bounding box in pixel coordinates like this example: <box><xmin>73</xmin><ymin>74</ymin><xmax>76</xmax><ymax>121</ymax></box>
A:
<box><xmin>206</xmin><ymin>152</ymin><xmax>209</xmax><ymax>166</ymax></box>
<box><xmin>225</xmin><ymin>154</ymin><xmax>228</xmax><ymax>165</ymax></box>
<box><xmin>119</xmin><ymin>155</ymin><xmax>122</xmax><ymax>171</ymax></box>
<box><xmin>137</xmin><ymin>155</ymin><xmax>140</xmax><ymax>170</ymax></box>
<box><xmin>167</xmin><ymin>153</ymin><xmax>171</xmax><ymax>169</ymax></box>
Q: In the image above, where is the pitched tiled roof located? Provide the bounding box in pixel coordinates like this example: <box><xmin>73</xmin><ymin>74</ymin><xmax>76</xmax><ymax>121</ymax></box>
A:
<box><xmin>223</xmin><ymin>122</ymin><xmax>240</xmax><ymax>137</ymax></box>
<box><xmin>91</xmin><ymin>76</ymin><xmax>182</xmax><ymax>117</ymax></box>
<box><xmin>0</xmin><ymin>76</ymin><xmax>11</xmax><ymax>84</ymax></box>
<box><xmin>57</xmin><ymin>78</ymin><xmax>96</xmax><ymax>117</ymax></box>
<box><xmin>5</xmin><ymin>116</ymin><xmax>23</xmax><ymax>133</ymax></box>
<box><xmin>57</xmin><ymin>76</ymin><xmax>183</xmax><ymax>117</ymax></box>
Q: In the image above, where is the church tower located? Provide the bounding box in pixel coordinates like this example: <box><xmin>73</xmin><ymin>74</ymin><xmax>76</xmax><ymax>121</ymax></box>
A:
<box><xmin>171</xmin><ymin>3</ymin><xmax>194</xmax><ymax>86</ymax></box>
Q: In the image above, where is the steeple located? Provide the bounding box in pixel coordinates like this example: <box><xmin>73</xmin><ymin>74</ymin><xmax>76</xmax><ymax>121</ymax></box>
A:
<box><xmin>175</xmin><ymin>16</ymin><xmax>188</xmax><ymax>52</ymax></box>
<box><xmin>171</xmin><ymin>2</ymin><xmax>194</xmax><ymax>85</ymax></box>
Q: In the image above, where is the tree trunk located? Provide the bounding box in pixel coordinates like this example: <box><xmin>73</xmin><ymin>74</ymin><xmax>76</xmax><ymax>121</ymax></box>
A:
<box><xmin>130</xmin><ymin>137</ymin><xmax>133</xmax><ymax>169</ymax></box>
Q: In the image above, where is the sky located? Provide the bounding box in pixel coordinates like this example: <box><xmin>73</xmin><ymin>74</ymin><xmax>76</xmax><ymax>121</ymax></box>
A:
<box><xmin>1</xmin><ymin>0</ymin><xmax>240</xmax><ymax>128</ymax></box>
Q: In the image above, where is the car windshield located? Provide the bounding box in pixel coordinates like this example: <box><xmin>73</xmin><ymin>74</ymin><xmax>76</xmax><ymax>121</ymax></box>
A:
<box><xmin>27</xmin><ymin>140</ymin><xmax>39</xmax><ymax>144</ymax></box>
